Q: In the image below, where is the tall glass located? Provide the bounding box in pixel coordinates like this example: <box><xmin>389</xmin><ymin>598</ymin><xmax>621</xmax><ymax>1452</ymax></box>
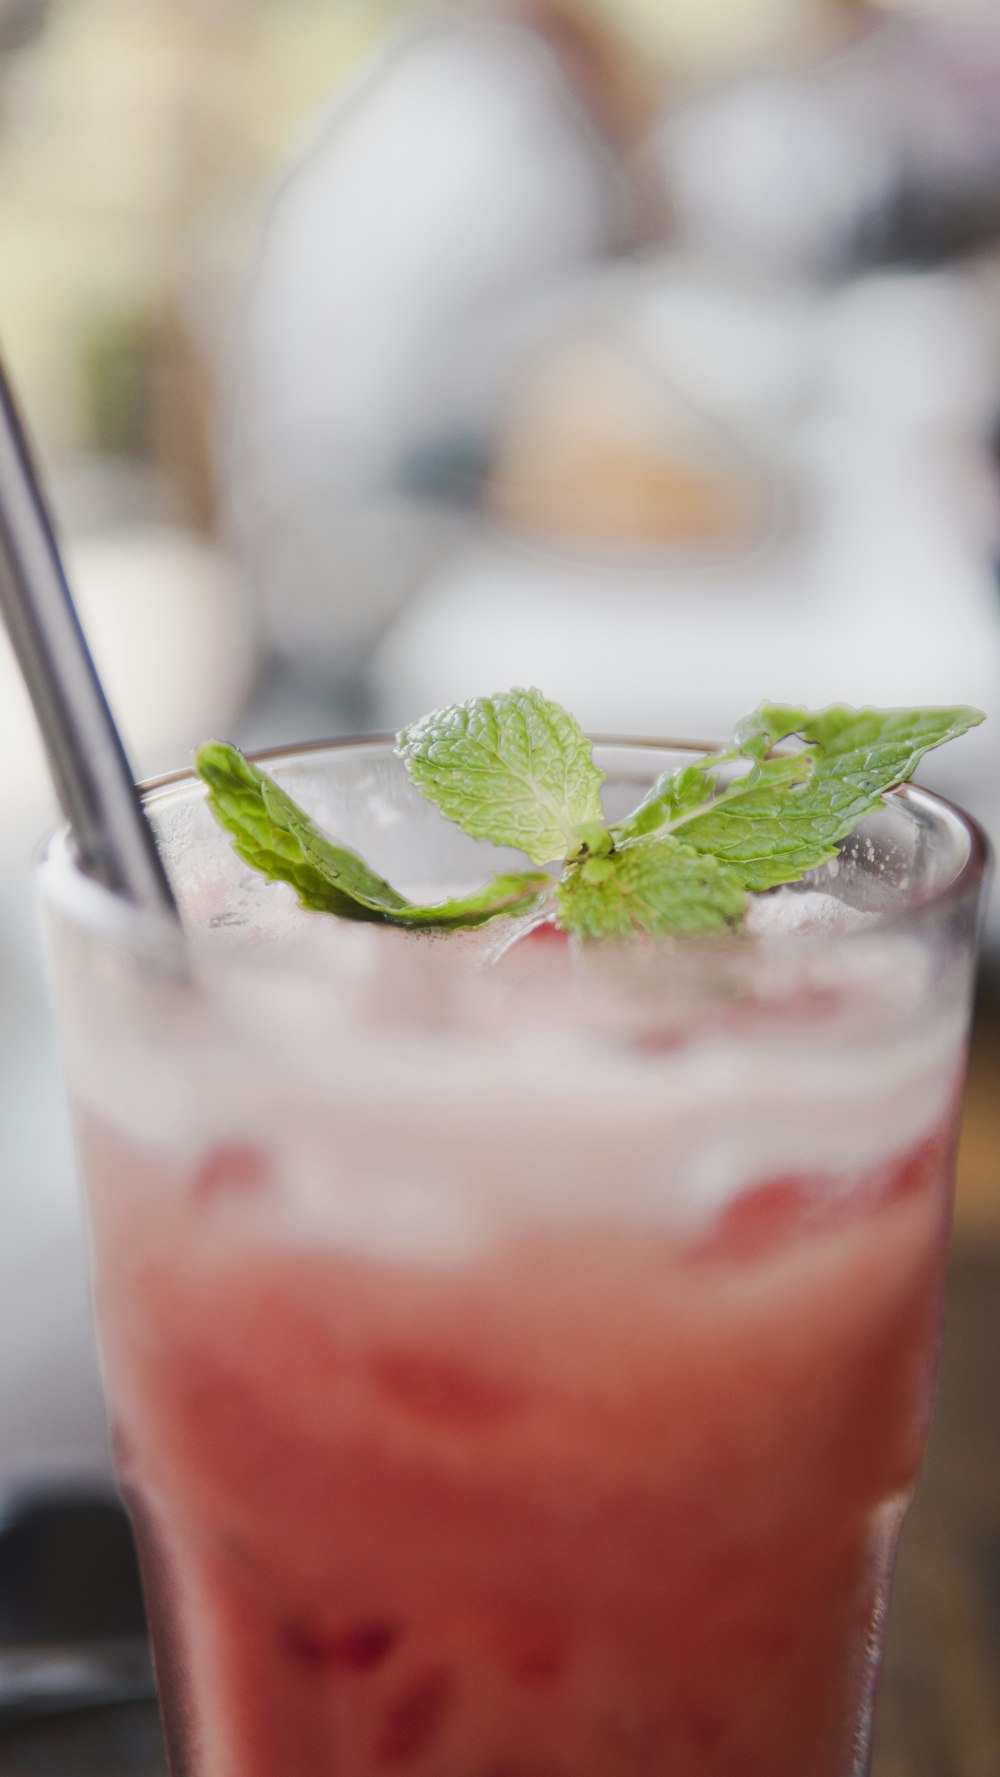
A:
<box><xmin>40</xmin><ymin>739</ymin><xmax>986</xmax><ymax>1777</ymax></box>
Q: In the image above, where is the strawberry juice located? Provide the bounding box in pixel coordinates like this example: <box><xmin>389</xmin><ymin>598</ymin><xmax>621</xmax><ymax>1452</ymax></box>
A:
<box><xmin>41</xmin><ymin>740</ymin><xmax>985</xmax><ymax>1777</ymax></box>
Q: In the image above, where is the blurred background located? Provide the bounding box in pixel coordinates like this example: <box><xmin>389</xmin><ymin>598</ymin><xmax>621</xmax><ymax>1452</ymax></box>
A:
<box><xmin>0</xmin><ymin>0</ymin><xmax>998</xmax><ymax>1770</ymax></box>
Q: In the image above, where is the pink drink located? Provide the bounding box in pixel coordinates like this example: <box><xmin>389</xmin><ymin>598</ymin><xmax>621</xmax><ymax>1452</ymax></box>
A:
<box><xmin>42</xmin><ymin>741</ymin><xmax>985</xmax><ymax>1777</ymax></box>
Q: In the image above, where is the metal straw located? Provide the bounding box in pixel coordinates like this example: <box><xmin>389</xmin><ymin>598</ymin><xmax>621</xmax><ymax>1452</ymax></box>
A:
<box><xmin>0</xmin><ymin>352</ymin><xmax>179</xmax><ymax>918</ymax></box>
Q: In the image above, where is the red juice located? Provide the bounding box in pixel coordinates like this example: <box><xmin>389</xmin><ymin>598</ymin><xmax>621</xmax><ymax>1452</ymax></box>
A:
<box><xmin>42</xmin><ymin>739</ymin><xmax>984</xmax><ymax>1777</ymax></box>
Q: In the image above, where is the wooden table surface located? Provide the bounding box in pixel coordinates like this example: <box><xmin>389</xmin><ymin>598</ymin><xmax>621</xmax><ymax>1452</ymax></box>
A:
<box><xmin>874</xmin><ymin>1244</ymin><xmax>1000</xmax><ymax>1777</ymax></box>
<box><xmin>2</xmin><ymin>991</ymin><xmax>998</xmax><ymax>1777</ymax></box>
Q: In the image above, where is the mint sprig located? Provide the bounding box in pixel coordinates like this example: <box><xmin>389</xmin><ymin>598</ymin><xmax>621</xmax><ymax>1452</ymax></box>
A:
<box><xmin>194</xmin><ymin>694</ymin><xmax>983</xmax><ymax>940</ymax></box>
<box><xmin>195</xmin><ymin>743</ymin><xmax>548</xmax><ymax>928</ymax></box>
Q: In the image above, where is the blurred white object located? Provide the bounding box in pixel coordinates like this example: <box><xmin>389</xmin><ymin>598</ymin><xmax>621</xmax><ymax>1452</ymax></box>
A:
<box><xmin>823</xmin><ymin>271</ymin><xmax>1000</xmax><ymax>435</ymax></box>
<box><xmin>655</xmin><ymin>2</ymin><xmax>1000</xmax><ymax>274</ymax></box>
<box><xmin>228</xmin><ymin>14</ymin><xmax>632</xmax><ymax>681</ymax></box>
<box><xmin>0</xmin><ymin>524</ymin><xmax>252</xmax><ymax>829</ymax></box>
<box><xmin>0</xmin><ymin>857</ymin><xmax>109</xmax><ymax>1488</ymax></box>
<box><xmin>0</xmin><ymin>522</ymin><xmax>253</xmax><ymax>1491</ymax></box>
<box><xmin>663</xmin><ymin>81</ymin><xmax>893</xmax><ymax>274</ymax></box>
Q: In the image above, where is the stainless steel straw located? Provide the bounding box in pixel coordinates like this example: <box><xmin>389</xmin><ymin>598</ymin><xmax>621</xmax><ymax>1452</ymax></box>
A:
<box><xmin>0</xmin><ymin>351</ymin><xmax>179</xmax><ymax>917</ymax></box>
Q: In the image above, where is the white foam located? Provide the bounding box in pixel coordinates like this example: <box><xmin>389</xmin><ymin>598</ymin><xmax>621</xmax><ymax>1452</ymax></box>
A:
<box><xmin>744</xmin><ymin>888</ymin><xmax>875</xmax><ymax>938</ymax></box>
<box><xmin>56</xmin><ymin>767</ymin><xmax>971</xmax><ymax>1263</ymax></box>
<box><xmin>64</xmin><ymin>913</ymin><xmax>967</xmax><ymax>1264</ymax></box>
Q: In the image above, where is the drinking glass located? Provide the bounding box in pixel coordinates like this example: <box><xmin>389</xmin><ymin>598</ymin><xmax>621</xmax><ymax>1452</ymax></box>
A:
<box><xmin>40</xmin><ymin>739</ymin><xmax>987</xmax><ymax>1777</ymax></box>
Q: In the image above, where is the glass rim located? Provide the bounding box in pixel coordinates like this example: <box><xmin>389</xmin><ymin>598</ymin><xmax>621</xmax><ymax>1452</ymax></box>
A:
<box><xmin>38</xmin><ymin>732</ymin><xmax>991</xmax><ymax>959</ymax></box>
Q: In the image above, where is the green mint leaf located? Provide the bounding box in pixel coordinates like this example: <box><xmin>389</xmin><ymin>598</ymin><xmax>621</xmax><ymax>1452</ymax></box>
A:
<box><xmin>732</xmin><ymin>704</ymin><xmax>815</xmax><ymax>762</ymax></box>
<box><xmin>668</xmin><ymin>703</ymin><xmax>984</xmax><ymax>891</ymax></box>
<box><xmin>735</xmin><ymin>701</ymin><xmax>983</xmax><ymax>770</ymax></box>
<box><xmin>612</xmin><ymin>748</ymin><xmax>814</xmax><ymax>846</ymax></box>
<box><xmin>556</xmin><ymin>836</ymin><xmax>747</xmax><ymax>940</ymax></box>
<box><xmin>396</xmin><ymin>687</ymin><xmax>606</xmax><ymax>865</ymax></box>
<box><xmin>195</xmin><ymin>743</ymin><xmax>547</xmax><ymax>928</ymax></box>
<box><xmin>386</xmin><ymin>875</ymin><xmax>550</xmax><ymax>928</ymax></box>
<box><xmin>614</xmin><ymin>762</ymin><xmax>720</xmax><ymax>843</ymax></box>
<box><xmin>195</xmin><ymin>742</ymin><xmax>393</xmax><ymax>920</ymax></box>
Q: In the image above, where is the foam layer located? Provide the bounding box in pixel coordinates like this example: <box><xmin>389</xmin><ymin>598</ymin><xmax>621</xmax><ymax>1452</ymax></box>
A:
<box><xmin>61</xmin><ymin>910</ymin><xmax>965</xmax><ymax>1263</ymax></box>
<box><xmin>50</xmin><ymin>751</ymin><xmax>972</xmax><ymax>1262</ymax></box>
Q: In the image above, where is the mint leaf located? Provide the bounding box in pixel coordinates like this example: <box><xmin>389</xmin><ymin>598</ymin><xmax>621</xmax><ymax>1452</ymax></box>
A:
<box><xmin>396</xmin><ymin>688</ymin><xmax>606</xmax><ymax>865</ymax></box>
<box><xmin>669</xmin><ymin>703</ymin><xmax>984</xmax><ymax>891</ymax></box>
<box><xmin>387</xmin><ymin>875</ymin><xmax>550</xmax><ymax>929</ymax></box>
<box><xmin>613</xmin><ymin>762</ymin><xmax>718</xmax><ymax>843</ymax></box>
<box><xmin>195</xmin><ymin>743</ymin><xmax>547</xmax><ymax>927</ymax></box>
<box><xmin>735</xmin><ymin>701</ymin><xmax>983</xmax><ymax>773</ymax></box>
<box><xmin>612</xmin><ymin>748</ymin><xmax>813</xmax><ymax>848</ymax></box>
<box><xmin>195</xmin><ymin>743</ymin><xmax>392</xmax><ymax>920</ymax></box>
<box><xmin>557</xmin><ymin>836</ymin><xmax>746</xmax><ymax>940</ymax></box>
<box><xmin>732</xmin><ymin>704</ymin><xmax>814</xmax><ymax>762</ymax></box>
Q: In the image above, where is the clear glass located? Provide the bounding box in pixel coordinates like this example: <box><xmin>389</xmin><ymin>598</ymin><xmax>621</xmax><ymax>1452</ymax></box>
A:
<box><xmin>39</xmin><ymin>739</ymin><xmax>987</xmax><ymax>1777</ymax></box>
